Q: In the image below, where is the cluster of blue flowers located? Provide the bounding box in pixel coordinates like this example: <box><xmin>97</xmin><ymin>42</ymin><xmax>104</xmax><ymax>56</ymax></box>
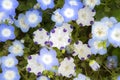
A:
<box><xmin>88</xmin><ymin>17</ymin><xmax>119</xmax><ymax>55</ymax></box>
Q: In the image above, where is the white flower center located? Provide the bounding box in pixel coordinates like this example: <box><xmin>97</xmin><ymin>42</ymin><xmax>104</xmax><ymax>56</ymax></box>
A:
<box><xmin>4</xmin><ymin>70</ymin><xmax>15</xmax><ymax>80</ymax></box>
<box><xmin>69</xmin><ymin>1</ymin><xmax>78</xmax><ymax>6</ymax></box>
<box><xmin>2</xmin><ymin>0</ymin><xmax>13</xmax><ymax>10</ymax></box>
<box><xmin>94</xmin><ymin>41</ymin><xmax>102</xmax><ymax>49</ymax></box>
<box><xmin>12</xmin><ymin>45</ymin><xmax>22</xmax><ymax>53</ymax></box>
<box><xmin>19</xmin><ymin>18</ymin><xmax>28</xmax><ymax>28</ymax></box>
<box><xmin>28</xmin><ymin>14</ymin><xmax>38</xmax><ymax>23</ymax></box>
<box><xmin>111</xmin><ymin>29</ymin><xmax>120</xmax><ymax>42</ymax></box>
<box><xmin>5</xmin><ymin>58</ymin><xmax>15</xmax><ymax>67</ymax></box>
<box><xmin>42</xmin><ymin>54</ymin><xmax>52</xmax><ymax>65</ymax></box>
<box><xmin>2</xmin><ymin>28</ymin><xmax>11</xmax><ymax>37</ymax></box>
<box><xmin>106</xmin><ymin>21</ymin><xmax>113</xmax><ymax>28</ymax></box>
<box><xmin>55</xmin><ymin>13</ymin><xmax>64</xmax><ymax>22</ymax></box>
<box><xmin>43</xmin><ymin>0</ymin><xmax>51</xmax><ymax>5</ymax></box>
<box><xmin>64</xmin><ymin>8</ymin><xmax>74</xmax><ymax>18</ymax></box>
<box><xmin>94</xmin><ymin>26</ymin><xmax>107</xmax><ymax>38</ymax></box>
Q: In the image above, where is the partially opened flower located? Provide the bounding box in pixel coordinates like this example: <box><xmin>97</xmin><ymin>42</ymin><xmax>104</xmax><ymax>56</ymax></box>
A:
<box><xmin>8</xmin><ymin>40</ymin><xmax>24</xmax><ymax>56</ymax></box>
<box><xmin>25</xmin><ymin>9</ymin><xmax>42</xmax><ymax>28</ymax></box>
<box><xmin>89</xmin><ymin>60</ymin><xmax>100</xmax><ymax>71</ymax></box>
<box><xmin>1</xmin><ymin>54</ymin><xmax>18</xmax><ymax>69</ymax></box>
<box><xmin>0</xmin><ymin>67</ymin><xmax>20</xmax><ymax>80</ymax></box>
<box><xmin>15</xmin><ymin>13</ymin><xmax>30</xmax><ymax>33</ymax></box>
<box><xmin>37</xmin><ymin>0</ymin><xmax>54</xmax><ymax>10</ymax></box>
<box><xmin>0</xmin><ymin>24</ymin><xmax>15</xmax><ymax>42</ymax></box>
<box><xmin>26</xmin><ymin>54</ymin><xmax>45</xmax><ymax>76</ymax></box>
<box><xmin>106</xmin><ymin>56</ymin><xmax>118</xmax><ymax>69</ymax></box>
<box><xmin>58</xmin><ymin>57</ymin><xmax>76</xmax><ymax>78</ymax></box>
<box><xmin>37</xmin><ymin>47</ymin><xmax>59</xmax><ymax>70</ymax></box>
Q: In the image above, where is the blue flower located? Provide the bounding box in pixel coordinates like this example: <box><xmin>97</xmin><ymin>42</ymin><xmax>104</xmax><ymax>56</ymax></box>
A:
<box><xmin>65</xmin><ymin>0</ymin><xmax>83</xmax><ymax>10</ymax></box>
<box><xmin>0</xmin><ymin>24</ymin><xmax>15</xmax><ymax>42</ymax></box>
<box><xmin>1</xmin><ymin>54</ymin><xmax>18</xmax><ymax>69</ymax></box>
<box><xmin>83</xmin><ymin>0</ymin><xmax>100</xmax><ymax>9</ymax></box>
<box><xmin>37</xmin><ymin>47</ymin><xmax>59</xmax><ymax>70</ymax></box>
<box><xmin>0</xmin><ymin>67</ymin><xmax>20</xmax><ymax>80</ymax></box>
<box><xmin>60</xmin><ymin>4</ymin><xmax>78</xmax><ymax>22</ymax></box>
<box><xmin>0</xmin><ymin>0</ymin><xmax>19</xmax><ymax>16</ymax></box>
<box><xmin>37</xmin><ymin>0</ymin><xmax>54</xmax><ymax>10</ymax></box>
<box><xmin>106</xmin><ymin>56</ymin><xmax>118</xmax><ymax>69</ymax></box>
<box><xmin>37</xmin><ymin>76</ymin><xmax>50</xmax><ymax>80</ymax></box>
<box><xmin>15</xmin><ymin>14</ymin><xmax>30</xmax><ymax>33</ymax></box>
<box><xmin>101</xmin><ymin>17</ymin><xmax>117</xmax><ymax>28</ymax></box>
<box><xmin>117</xmin><ymin>76</ymin><xmax>120</xmax><ymax>80</ymax></box>
<box><xmin>0</xmin><ymin>10</ymin><xmax>9</xmax><ymax>22</ymax></box>
<box><xmin>88</xmin><ymin>38</ymin><xmax>108</xmax><ymax>55</ymax></box>
<box><xmin>25</xmin><ymin>9</ymin><xmax>42</xmax><ymax>28</ymax></box>
<box><xmin>108</xmin><ymin>23</ymin><xmax>120</xmax><ymax>47</ymax></box>
<box><xmin>51</xmin><ymin>9</ymin><xmax>64</xmax><ymax>27</ymax></box>
<box><xmin>8</xmin><ymin>40</ymin><xmax>24</xmax><ymax>56</ymax></box>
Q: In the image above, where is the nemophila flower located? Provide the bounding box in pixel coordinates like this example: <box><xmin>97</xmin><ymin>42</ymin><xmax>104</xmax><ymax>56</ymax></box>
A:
<box><xmin>92</xmin><ymin>22</ymin><xmax>108</xmax><ymax>40</ymax></box>
<box><xmin>88</xmin><ymin>39</ymin><xmax>108</xmax><ymax>55</ymax></box>
<box><xmin>37</xmin><ymin>0</ymin><xmax>54</xmax><ymax>10</ymax></box>
<box><xmin>58</xmin><ymin>57</ymin><xmax>76</xmax><ymax>78</ymax></box>
<box><xmin>0</xmin><ymin>0</ymin><xmax>19</xmax><ymax>16</ymax></box>
<box><xmin>65</xmin><ymin>0</ymin><xmax>83</xmax><ymax>10</ymax></box>
<box><xmin>37</xmin><ymin>76</ymin><xmax>50</xmax><ymax>80</ymax></box>
<box><xmin>51</xmin><ymin>9</ymin><xmax>64</xmax><ymax>27</ymax></box>
<box><xmin>25</xmin><ymin>10</ymin><xmax>42</xmax><ymax>27</ymax></box>
<box><xmin>117</xmin><ymin>76</ymin><xmax>120</xmax><ymax>80</ymax></box>
<box><xmin>15</xmin><ymin>14</ymin><xmax>30</xmax><ymax>33</ymax></box>
<box><xmin>101</xmin><ymin>17</ymin><xmax>117</xmax><ymax>28</ymax></box>
<box><xmin>83</xmin><ymin>0</ymin><xmax>100</xmax><ymax>9</ymax></box>
<box><xmin>0</xmin><ymin>24</ymin><xmax>15</xmax><ymax>42</ymax></box>
<box><xmin>8</xmin><ymin>40</ymin><xmax>24</xmax><ymax>56</ymax></box>
<box><xmin>108</xmin><ymin>23</ymin><xmax>120</xmax><ymax>47</ymax></box>
<box><xmin>26</xmin><ymin>54</ymin><xmax>45</xmax><ymax>76</ymax></box>
<box><xmin>0</xmin><ymin>10</ymin><xmax>8</xmax><ymax>23</ymax></box>
<box><xmin>73</xmin><ymin>73</ymin><xmax>90</xmax><ymax>80</ymax></box>
<box><xmin>76</xmin><ymin>6</ymin><xmax>96</xmax><ymax>26</ymax></box>
<box><xmin>1</xmin><ymin>54</ymin><xmax>18</xmax><ymax>69</ymax></box>
<box><xmin>0</xmin><ymin>67</ymin><xmax>20</xmax><ymax>80</ymax></box>
<box><xmin>37</xmin><ymin>47</ymin><xmax>59</xmax><ymax>70</ymax></box>
<box><xmin>49</xmin><ymin>24</ymin><xmax>72</xmax><ymax>49</ymax></box>
<box><xmin>73</xmin><ymin>41</ymin><xmax>91</xmax><ymax>60</ymax></box>
<box><xmin>33</xmin><ymin>28</ymin><xmax>50</xmax><ymax>46</ymax></box>
<box><xmin>106</xmin><ymin>56</ymin><xmax>118</xmax><ymax>69</ymax></box>
<box><xmin>60</xmin><ymin>4</ymin><xmax>78</xmax><ymax>22</ymax></box>
<box><xmin>89</xmin><ymin>60</ymin><xmax>100</xmax><ymax>71</ymax></box>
